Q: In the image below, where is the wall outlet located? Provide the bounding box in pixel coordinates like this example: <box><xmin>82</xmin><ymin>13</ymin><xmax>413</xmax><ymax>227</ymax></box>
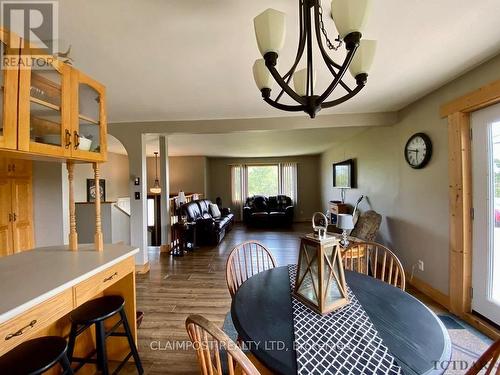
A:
<box><xmin>417</xmin><ymin>260</ymin><xmax>424</xmax><ymax>272</ymax></box>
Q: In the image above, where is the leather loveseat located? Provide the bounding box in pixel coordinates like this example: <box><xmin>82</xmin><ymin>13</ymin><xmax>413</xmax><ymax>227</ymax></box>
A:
<box><xmin>181</xmin><ymin>199</ymin><xmax>234</xmax><ymax>246</ymax></box>
<box><xmin>243</xmin><ymin>195</ymin><xmax>294</xmax><ymax>227</ymax></box>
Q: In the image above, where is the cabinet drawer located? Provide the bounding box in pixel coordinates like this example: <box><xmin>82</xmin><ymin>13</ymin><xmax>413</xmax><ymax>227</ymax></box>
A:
<box><xmin>74</xmin><ymin>257</ymin><xmax>134</xmax><ymax>306</ymax></box>
<box><xmin>0</xmin><ymin>288</ymin><xmax>73</xmax><ymax>356</ymax></box>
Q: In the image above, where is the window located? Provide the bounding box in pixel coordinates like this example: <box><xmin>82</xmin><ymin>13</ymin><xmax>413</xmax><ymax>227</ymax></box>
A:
<box><xmin>231</xmin><ymin>162</ymin><xmax>298</xmax><ymax>215</ymax></box>
<box><xmin>247</xmin><ymin>165</ymin><xmax>279</xmax><ymax>196</ymax></box>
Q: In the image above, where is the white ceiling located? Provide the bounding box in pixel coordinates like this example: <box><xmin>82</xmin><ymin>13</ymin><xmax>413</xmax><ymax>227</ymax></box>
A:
<box><xmin>59</xmin><ymin>0</ymin><xmax>500</xmax><ymax>123</ymax></box>
<box><xmin>107</xmin><ymin>128</ymin><xmax>369</xmax><ymax>157</ymax></box>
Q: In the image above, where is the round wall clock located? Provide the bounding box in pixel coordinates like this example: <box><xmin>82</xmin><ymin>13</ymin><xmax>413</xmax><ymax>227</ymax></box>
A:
<box><xmin>404</xmin><ymin>133</ymin><xmax>432</xmax><ymax>169</ymax></box>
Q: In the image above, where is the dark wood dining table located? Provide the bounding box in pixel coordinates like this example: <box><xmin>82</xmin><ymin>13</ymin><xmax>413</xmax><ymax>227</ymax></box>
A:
<box><xmin>231</xmin><ymin>266</ymin><xmax>451</xmax><ymax>375</ymax></box>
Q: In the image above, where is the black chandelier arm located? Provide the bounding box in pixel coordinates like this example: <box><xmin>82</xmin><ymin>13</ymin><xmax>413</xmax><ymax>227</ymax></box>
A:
<box><xmin>263</xmin><ymin>97</ymin><xmax>305</xmax><ymax>112</ymax></box>
<box><xmin>265</xmin><ymin>59</ymin><xmax>306</xmax><ymax>105</ymax></box>
<box><xmin>321</xmin><ymin>84</ymin><xmax>364</xmax><ymax>109</ymax></box>
<box><xmin>276</xmin><ymin>0</ymin><xmax>307</xmax><ymax>103</ymax></box>
<box><xmin>316</xmin><ymin>46</ymin><xmax>357</xmax><ymax>104</ymax></box>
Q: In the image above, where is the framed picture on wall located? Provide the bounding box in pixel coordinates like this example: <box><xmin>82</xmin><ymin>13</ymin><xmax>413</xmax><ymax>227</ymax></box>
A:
<box><xmin>87</xmin><ymin>179</ymin><xmax>106</xmax><ymax>202</ymax></box>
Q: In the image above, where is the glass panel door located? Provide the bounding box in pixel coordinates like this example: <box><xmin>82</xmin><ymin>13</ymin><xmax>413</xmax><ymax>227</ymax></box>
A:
<box><xmin>0</xmin><ymin>31</ymin><xmax>20</xmax><ymax>150</ymax></box>
<box><xmin>471</xmin><ymin>104</ymin><xmax>500</xmax><ymax>325</ymax></box>
<box><xmin>17</xmin><ymin>58</ymin><xmax>71</xmax><ymax>157</ymax></box>
<box><xmin>71</xmin><ymin>69</ymin><xmax>106</xmax><ymax>162</ymax></box>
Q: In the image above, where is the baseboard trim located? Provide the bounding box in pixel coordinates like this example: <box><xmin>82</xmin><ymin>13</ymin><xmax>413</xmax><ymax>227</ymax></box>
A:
<box><xmin>406</xmin><ymin>273</ymin><xmax>450</xmax><ymax>310</ymax></box>
<box><xmin>135</xmin><ymin>261</ymin><xmax>150</xmax><ymax>274</ymax></box>
<box><xmin>463</xmin><ymin>313</ymin><xmax>500</xmax><ymax>340</ymax></box>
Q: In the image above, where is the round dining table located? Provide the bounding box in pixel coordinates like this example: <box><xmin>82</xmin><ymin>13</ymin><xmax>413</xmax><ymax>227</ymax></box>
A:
<box><xmin>231</xmin><ymin>266</ymin><xmax>451</xmax><ymax>375</ymax></box>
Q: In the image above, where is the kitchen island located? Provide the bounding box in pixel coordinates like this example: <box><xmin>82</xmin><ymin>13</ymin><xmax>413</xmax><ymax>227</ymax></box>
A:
<box><xmin>0</xmin><ymin>244</ymin><xmax>139</xmax><ymax>373</ymax></box>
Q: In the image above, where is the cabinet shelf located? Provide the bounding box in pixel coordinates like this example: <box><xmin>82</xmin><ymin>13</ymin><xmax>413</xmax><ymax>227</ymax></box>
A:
<box><xmin>30</xmin><ymin>97</ymin><xmax>60</xmax><ymax>111</ymax></box>
<box><xmin>78</xmin><ymin>114</ymin><xmax>99</xmax><ymax>125</ymax></box>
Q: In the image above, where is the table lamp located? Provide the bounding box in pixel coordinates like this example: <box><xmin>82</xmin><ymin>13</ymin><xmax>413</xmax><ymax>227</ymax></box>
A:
<box><xmin>178</xmin><ymin>191</ymin><xmax>186</xmax><ymax>205</ymax></box>
<box><xmin>337</xmin><ymin>214</ymin><xmax>354</xmax><ymax>248</ymax></box>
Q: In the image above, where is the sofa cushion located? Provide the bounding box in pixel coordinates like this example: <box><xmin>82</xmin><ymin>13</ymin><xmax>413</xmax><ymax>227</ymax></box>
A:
<box><xmin>197</xmin><ymin>200</ymin><xmax>211</xmax><ymax>215</ymax></box>
<box><xmin>269</xmin><ymin>211</ymin><xmax>286</xmax><ymax>217</ymax></box>
<box><xmin>183</xmin><ymin>201</ymin><xmax>202</xmax><ymax>221</ymax></box>
<box><xmin>253</xmin><ymin>196</ymin><xmax>268</xmax><ymax>212</ymax></box>
<box><xmin>209</xmin><ymin>203</ymin><xmax>222</xmax><ymax>219</ymax></box>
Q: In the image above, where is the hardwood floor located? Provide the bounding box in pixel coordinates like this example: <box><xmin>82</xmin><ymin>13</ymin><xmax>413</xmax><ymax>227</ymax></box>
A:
<box><xmin>134</xmin><ymin>223</ymin><xmax>306</xmax><ymax>374</ymax></box>
<box><xmin>132</xmin><ymin>223</ymin><xmax>447</xmax><ymax>374</ymax></box>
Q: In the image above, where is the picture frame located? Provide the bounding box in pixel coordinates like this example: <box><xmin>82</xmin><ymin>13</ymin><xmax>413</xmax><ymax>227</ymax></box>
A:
<box><xmin>86</xmin><ymin>179</ymin><xmax>106</xmax><ymax>202</ymax></box>
<box><xmin>333</xmin><ymin>159</ymin><xmax>356</xmax><ymax>188</ymax></box>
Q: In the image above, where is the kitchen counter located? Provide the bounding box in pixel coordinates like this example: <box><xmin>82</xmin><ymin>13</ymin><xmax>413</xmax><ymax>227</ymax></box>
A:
<box><xmin>0</xmin><ymin>244</ymin><xmax>138</xmax><ymax>324</ymax></box>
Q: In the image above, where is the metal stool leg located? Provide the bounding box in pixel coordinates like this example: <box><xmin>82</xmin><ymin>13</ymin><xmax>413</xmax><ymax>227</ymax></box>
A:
<box><xmin>59</xmin><ymin>352</ymin><xmax>74</xmax><ymax>375</ymax></box>
<box><xmin>95</xmin><ymin>321</ymin><xmax>109</xmax><ymax>375</ymax></box>
<box><xmin>66</xmin><ymin>322</ymin><xmax>78</xmax><ymax>362</ymax></box>
<box><xmin>120</xmin><ymin>309</ymin><xmax>144</xmax><ymax>374</ymax></box>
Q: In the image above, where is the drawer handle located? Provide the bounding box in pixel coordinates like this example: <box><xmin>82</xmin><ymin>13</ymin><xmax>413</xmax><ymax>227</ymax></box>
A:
<box><xmin>65</xmin><ymin>129</ymin><xmax>72</xmax><ymax>149</ymax></box>
<box><xmin>5</xmin><ymin>320</ymin><xmax>37</xmax><ymax>340</ymax></box>
<box><xmin>103</xmin><ymin>272</ymin><xmax>118</xmax><ymax>282</ymax></box>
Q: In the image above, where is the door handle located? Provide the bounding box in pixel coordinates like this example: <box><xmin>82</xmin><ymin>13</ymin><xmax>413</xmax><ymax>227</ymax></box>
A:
<box><xmin>12</xmin><ymin>213</ymin><xmax>17</xmax><ymax>222</ymax></box>
<box><xmin>8</xmin><ymin>213</ymin><xmax>12</xmax><ymax>222</ymax></box>
<box><xmin>65</xmin><ymin>129</ymin><xmax>72</xmax><ymax>149</ymax></box>
<box><xmin>7</xmin><ymin>164</ymin><xmax>11</xmax><ymax>173</ymax></box>
<box><xmin>73</xmin><ymin>131</ymin><xmax>80</xmax><ymax>150</ymax></box>
<box><xmin>11</xmin><ymin>164</ymin><xmax>15</xmax><ymax>172</ymax></box>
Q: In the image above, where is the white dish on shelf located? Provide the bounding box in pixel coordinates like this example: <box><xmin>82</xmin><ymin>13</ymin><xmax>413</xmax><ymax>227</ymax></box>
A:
<box><xmin>78</xmin><ymin>137</ymin><xmax>92</xmax><ymax>151</ymax></box>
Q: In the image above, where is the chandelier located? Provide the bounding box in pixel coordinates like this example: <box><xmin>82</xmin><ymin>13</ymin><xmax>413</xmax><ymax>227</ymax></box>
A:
<box><xmin>150</xmin><ymin>152</ymin><xmax>162</xmax><ymax>194</ymax></box>
<box><xmin>252</xmin><ymin>0</ymin><xmax>376</xmax><ymax>118</ymax></box>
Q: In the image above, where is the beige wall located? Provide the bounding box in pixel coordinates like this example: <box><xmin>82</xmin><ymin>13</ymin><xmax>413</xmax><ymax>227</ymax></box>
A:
<box><xmin>321</xmin><ymin>53</ymin><xmax>500</xmax><ymax>296</ymax></box>
<box><xmin>208</xmin><ymin>155</ymin><xmax>321</xmax><ymax>221</ymax></box>
<box><xmin>147</xmin><ymin>155</ymin><xmax>207</xmax><ymax>195</ymax></box>
<box><xmin>73</xmin><ymin>152</ymin><xmax>130</xmax><ymax>202</ymax></box>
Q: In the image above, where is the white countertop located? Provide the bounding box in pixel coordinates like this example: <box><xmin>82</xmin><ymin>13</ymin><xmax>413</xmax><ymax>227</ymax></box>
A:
<box><xmin>0</xmin><ymin>244</ymin><xmax>139</xmax><ymax>324</ymax></box>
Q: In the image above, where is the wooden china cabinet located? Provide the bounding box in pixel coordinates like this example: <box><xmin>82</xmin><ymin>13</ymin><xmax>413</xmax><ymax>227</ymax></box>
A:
<box><xmin>0</xmin><ymin>27</ymin><xmax>108</xmax><ymax>255</ymax></box>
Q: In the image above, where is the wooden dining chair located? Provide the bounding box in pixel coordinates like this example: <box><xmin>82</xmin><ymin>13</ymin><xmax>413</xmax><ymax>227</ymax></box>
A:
<box><xmin>343</xmin><ymin>242</ymin><xmax>406</xmax><ymax>290</ymax></box>
<box><xmin>185</xmin><ymin>314</ymin><xmax>261</xmax><ymax>375</ymax></box>
<box><xmin>226</xmin><ymin>241</ymin><xmax>277</xmax><ymax>298</ymax></box>
<box><xmin>465</xmin><ymin>339</ymin><xmax>500</xmax><ymax>375</ymax></box>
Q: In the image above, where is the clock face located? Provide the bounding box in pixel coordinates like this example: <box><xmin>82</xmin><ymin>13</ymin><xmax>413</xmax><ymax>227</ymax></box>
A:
<box><xmin>404</xmin><ymin>133</ymin><xmax>432</xmax><ymax>169</ymax></box>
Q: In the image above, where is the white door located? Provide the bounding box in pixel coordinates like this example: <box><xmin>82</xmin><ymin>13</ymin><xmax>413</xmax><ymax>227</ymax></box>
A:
<box><xmin>471</xmin><ymin>104</ymin><xmax>500</xmax><ymax>325</ymax></box>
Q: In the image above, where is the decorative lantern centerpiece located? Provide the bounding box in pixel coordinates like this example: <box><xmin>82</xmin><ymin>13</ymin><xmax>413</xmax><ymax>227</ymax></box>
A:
<box><xmin>294</xmin><ymin>213</ymin><xmax>349</xmax><ymax>314</ymax></box>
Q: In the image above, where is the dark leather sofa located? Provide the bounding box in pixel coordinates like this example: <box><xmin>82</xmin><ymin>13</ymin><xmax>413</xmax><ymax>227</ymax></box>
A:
<box><xmin>181</xmin><ymin>199</ymin><xmax>234</xmax><ymax>246</ymax></box>
<box><xmin>243</xmin><ymin>195</ymin><xmax>294</xmax><ymax>227</ymax></box>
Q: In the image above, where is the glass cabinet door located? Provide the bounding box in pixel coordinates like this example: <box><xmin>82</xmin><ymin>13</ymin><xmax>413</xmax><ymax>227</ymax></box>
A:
<box><xmin>17</xmin><ymin>58</ymin><xmax>71</xmax><ymax>157</ymax></box>
<box><xmin>0</xmin><ymin>29</ymin><xmax>21</xmax><ymax>150</ymax></box>
<box><xmin>70</xmin><ymin>69</ymin><xmax>106</xmax><ymax>162</ymax></box>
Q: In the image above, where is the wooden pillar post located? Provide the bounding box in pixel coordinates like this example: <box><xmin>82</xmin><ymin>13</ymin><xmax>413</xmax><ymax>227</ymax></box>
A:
<box><xmin>93</xmin><ymin>162</ymin><xmax>104</xmax><ymax>251</ymax></box>
<box><xmin>67</xmin><ymin>161</ymin><xmax>78</xmax><ymax>251</ymax></box>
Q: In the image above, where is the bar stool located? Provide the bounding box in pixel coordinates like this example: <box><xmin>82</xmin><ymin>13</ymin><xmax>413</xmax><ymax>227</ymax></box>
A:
<box><xmin>0</xmin><ymin>336</ymin><xmax>74</xmax><ymax>374</ymax></box>
<box><xmin>67</xmin><ymin>295</ymin><xmax>143</xmax><ymax>374</ymax></box>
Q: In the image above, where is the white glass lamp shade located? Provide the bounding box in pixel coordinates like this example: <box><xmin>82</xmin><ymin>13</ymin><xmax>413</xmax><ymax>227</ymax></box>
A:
<box><xmin>331</xmin><ymin>0</ymin><xmax>371</xmax><ymax>38</ymax></box>
<box><xmin>293</xmin><ymin>68</ymin><xmax>316</xmax><ymax>97</ymax></box>
<box><xmin>337</xmin><ymin>214</ymin><xmax>354</xmax><ymax>230</ymax></box>
<box><xmin>253</xmin><ymin>59</ymin><xmax>273</xmax><ymax>90</ymax></box>
<box><xmin>349</xmin><ymin>39</ymin><xmax>377</xmax><ymax>78</ymax></box>
<box><xmin>178</xmin><ymin>191</ymin><xmax>186</xmax><ymax>204</ymax></box>
<box><xmin>254</xmin><ymin>8</ymin><xmax>286</xmax><ymax>56</ymax></box>
<box><xmin>150</xmin><ymin>180</ymin><xmax>161</xmax><ymax>194</ymax></box>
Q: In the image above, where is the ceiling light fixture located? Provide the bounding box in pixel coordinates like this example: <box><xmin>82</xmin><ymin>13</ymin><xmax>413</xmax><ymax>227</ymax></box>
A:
<box><xmin>253</xmin><ymin>0</ymin><xmax>376</xmax><ymax>119</ymax></box>
<box><xmin>150</xmin><ymin>152</ymin><xmax>162</xmax><ymax>194</ymax></box>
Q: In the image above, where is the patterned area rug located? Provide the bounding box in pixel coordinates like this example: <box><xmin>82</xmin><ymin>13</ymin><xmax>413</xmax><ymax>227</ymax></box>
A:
<box><xmin>224</xmin><ymin>312</ymin><xmax>494</xmax><ymax>374</ymax></box>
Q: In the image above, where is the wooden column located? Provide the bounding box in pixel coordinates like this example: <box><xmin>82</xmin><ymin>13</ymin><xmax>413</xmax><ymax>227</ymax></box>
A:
<box><xmin>93</xmin><ymin>162</ymin><xmax>103</xmax><ymax>251</ymax></box>
<box><xmin>66</xmin><ymin>161</ymin><xmax>78</xmax><ymax>250</ymax></box>
<box><xmin>447</xmin><ymin>112</ymin><xmax>472</xmax><ymax>315</ymax></box>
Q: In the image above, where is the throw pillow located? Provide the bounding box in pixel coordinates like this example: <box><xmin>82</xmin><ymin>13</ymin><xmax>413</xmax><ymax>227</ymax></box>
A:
<box><xmin>210</xmin><ymin>203</ymin><xmax>222</xmax><ymax>218</ymax></box>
